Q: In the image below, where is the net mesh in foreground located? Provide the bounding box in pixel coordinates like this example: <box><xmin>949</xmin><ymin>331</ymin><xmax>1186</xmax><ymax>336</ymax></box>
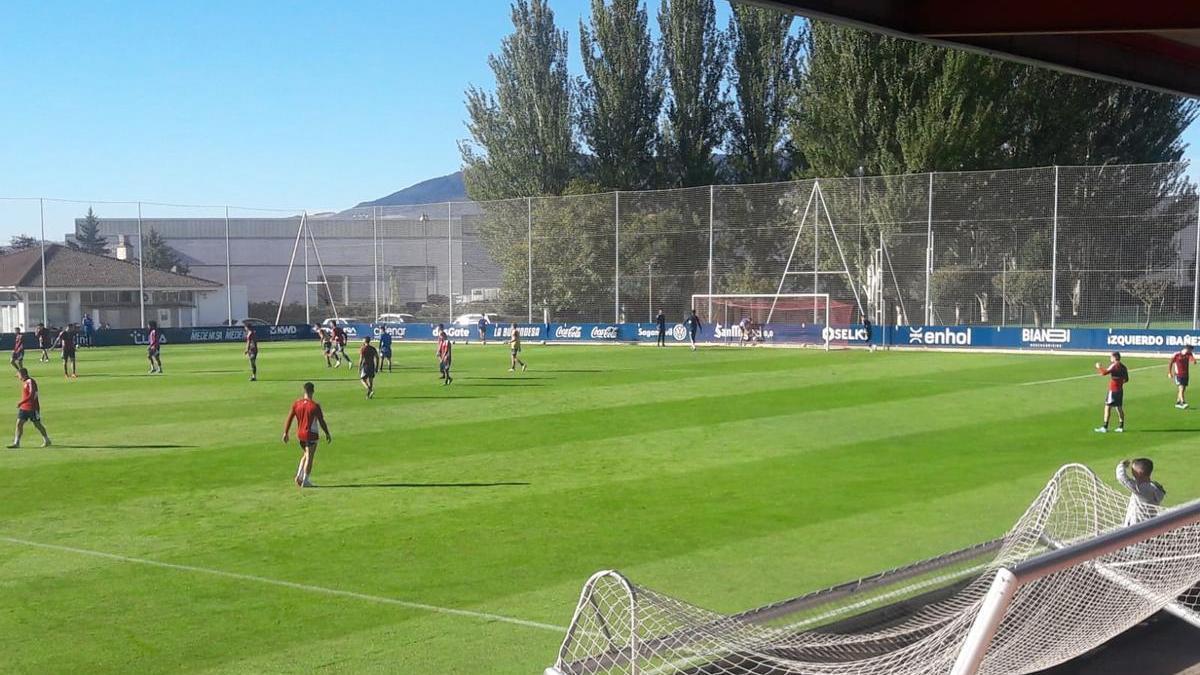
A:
<box><xmin>549</xmin><ymin>464</ymin><xmax>1200</xmax><ymax>675</ymax></box>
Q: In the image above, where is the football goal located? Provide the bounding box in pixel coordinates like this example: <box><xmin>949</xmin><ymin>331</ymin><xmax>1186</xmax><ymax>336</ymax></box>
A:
<box><xmin>545</xmin><ymin>464</ymin><xmax>1200</xmax><ymax>675</ymax></box>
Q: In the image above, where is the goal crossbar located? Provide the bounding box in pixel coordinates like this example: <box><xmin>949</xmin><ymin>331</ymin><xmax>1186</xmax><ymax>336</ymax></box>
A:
<box><xmin>691</xmin><ymin>293</ymin><xmax>832</xmax><ymax>327</ymax></box>
<box><xmin>951</xmin><ymin>498</ymin><xmax>1200</xmax><ymax>675</ymax></box>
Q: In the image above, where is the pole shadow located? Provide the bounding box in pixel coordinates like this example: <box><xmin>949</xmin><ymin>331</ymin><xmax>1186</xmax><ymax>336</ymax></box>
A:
<box><xmin>315</xmin><ymin>481</ymin><xmax>530</xmax><ymax>489</ymax></box>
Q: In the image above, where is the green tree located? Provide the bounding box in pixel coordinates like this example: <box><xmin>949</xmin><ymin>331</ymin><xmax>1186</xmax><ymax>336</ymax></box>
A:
<box><xmin>140</xmin><ymin>229</ymin><xmax>189</xmax><ymax>275</ymax></box>
<box><xmin>9</xmin><ymin>234</ymin><xmax>39</xmax><ymax>251</ymax></box>
<box><xmin>578</xmin><ymin>0</ymin><xmax>662</xmax><ymax>190</ymax></box>
<box><xmin>70</xmin><ymin>207</ymin><xmax>110</xmax><ymax>255</ymax></box>
<box><xmin>1120</xmin><ymin>277</ymin><xmax>1172</xmax><ymax>329</ymax></box>
<box><xmin>727</xmin><ymin>4</ymin><xmax>801</xmax><ymax>183</ymax></box>
<box><xmin>460</xmin><ymin>0</ymin><xmax>575</xmax><ymax>201</ymax></box>
<box><xmin>657</xmin><ymin>0</ymin><xmax>726</xmax><ymax>188</ymax></box>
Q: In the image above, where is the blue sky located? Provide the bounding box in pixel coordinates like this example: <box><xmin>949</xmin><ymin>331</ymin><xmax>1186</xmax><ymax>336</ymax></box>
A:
<box><xmin>0</xmin><ymin>1</ymin><xmax>1196</xmax><ymax>239</ymax></box>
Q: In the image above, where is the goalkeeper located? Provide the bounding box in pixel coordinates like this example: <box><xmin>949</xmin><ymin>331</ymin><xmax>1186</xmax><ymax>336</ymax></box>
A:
<box><xmin>1116</xmin><ymin>458</ymin><xmax>1166</xmax><ymax>525</ymax></box>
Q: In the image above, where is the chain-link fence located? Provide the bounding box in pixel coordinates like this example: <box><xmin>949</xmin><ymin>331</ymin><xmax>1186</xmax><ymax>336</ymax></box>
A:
<box><xmin>1</xmin><ymin>161</ymin><xmax>1196</xmax><ymax>329</ymax></box>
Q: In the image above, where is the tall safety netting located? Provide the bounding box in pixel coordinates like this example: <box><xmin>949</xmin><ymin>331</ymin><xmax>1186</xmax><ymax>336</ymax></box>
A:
<box><xmin>548</xmin><ymin>464</ymin><xmax>1200</xmax><ymax>675</ymax></box>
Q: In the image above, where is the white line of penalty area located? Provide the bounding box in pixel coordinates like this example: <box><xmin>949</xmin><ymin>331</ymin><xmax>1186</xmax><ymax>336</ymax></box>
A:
<box><xmin>1018</xmin><ymin>364</ymin><xmax>1160</xmax><ymax>387</ymax></box>
<box><xmin>0</xmin><ymin>535</ymin><xmax>564</xmax><ymax>633</ymax></box>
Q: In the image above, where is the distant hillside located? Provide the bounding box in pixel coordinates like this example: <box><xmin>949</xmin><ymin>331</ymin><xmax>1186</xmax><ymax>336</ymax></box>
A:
<box><xmin>356</xmin><ymin>171</ymin><xmax>467</xmax><ymax>207</ymax></box>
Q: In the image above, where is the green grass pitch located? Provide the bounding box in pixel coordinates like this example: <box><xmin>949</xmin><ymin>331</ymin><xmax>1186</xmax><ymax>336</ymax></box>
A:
<box><xmin>0</xmin><ymin>341</ymin><xmax>1196</xmax><ymax>673</ymax></box>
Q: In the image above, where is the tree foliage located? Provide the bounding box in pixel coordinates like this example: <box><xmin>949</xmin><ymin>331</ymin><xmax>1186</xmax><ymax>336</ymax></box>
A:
<box><xmin>140</xmin><ymin>229</ymin><xmax>189</xmax><ymax>275</ymax></box>
<box><xmin>70</xmin><ymin>207</ymin><xmax>110</xmax><ymax>255</ymax></box>
<box><xmin>1120</xmin><ymin>277</ymin><xmax>1172</xmax><ymax>329</ymax></box>
<box><xmin>8</xmin><ymin>235</ymin><xmax>39</xmax><ymax>251</ymax></box>
<box><xmin>727</xmin><ymin>4</ymin><xmax>801</xmax><ymax>183</ymax></box>
<box><xmin>578</xmin><ymin>0</ymin><xmax>662</xmax><ymax>190</ymax></box>
<box><xmin>460</xmin><ymin>0</ymin><xmax>575</xmax><ymax>201</ymax></box>
<box><xmin>658</xmin><ymin>0</ymin><xmax>726</xmax><ymax>188</ymax></box>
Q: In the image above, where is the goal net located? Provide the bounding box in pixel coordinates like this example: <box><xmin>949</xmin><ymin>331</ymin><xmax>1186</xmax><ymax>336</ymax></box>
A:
<box><xmin>546</xmin><ymin>464</ymin><xmax>1200</xmax><ymax>675</ymax></box>
<box><xmin>692</xmin><ymin>294</ymin><xmax>858</xmax><ymax>347</ymax></box>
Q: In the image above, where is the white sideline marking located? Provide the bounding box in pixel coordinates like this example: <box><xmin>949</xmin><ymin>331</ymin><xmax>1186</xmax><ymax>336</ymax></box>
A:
<box><xmin>1018</xmin><ymin>365</ymin><xmax>1158</xmax><ymax>387</ymax></box>
<box><xmin>0</xmin><ymin>536</ymin><xmax>563</xmax><ymax>633</ymax></box>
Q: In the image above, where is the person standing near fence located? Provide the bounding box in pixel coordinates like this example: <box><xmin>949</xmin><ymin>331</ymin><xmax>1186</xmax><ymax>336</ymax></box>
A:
<box><xmin>358</xmin><ymin>337</ymin><xmax>379</xmax><ymax>399</ymax></box>
<box><xmin>655</xmin><ymin>310</ymin><xmax>666</xmax><ymax>347</ymax></box>
<box><xmin>477</xmin><ymin>315</ymin><xmax>490</xmax><ymax>346</ymax></box>
<box><xmin>147</xmin><ymin>321</ymin><xmax>163</xmax><ymax>374</ymax></box>
<box><xmin>35</xmin><ymin>323</ymin><xmax>50</xmax><ymax>362</ymax></box>
<box><xmin>1168</xmin><ymin>344</ymin><xmax>1194</xmax><ymax>409</ymax></box>
<box><xmin>684</xmin><ymin>309</ymin><xmax>702</xmax><ymax>351</ymax></box>
<box><xmin>1094</xmin><ymin>351</ymin><xmax>1129</xmax><ymax>433</ymax></box>
<box><xmin>244</xmin><ymin>320</ymin><xmax>259</xmax><ymax>382</ymax></box>
<box><xmin>437</xmin><ymin>328</ymin><xmax>453</xmax><ymax>385</ymax></box>
<box><xmin>82</xmin><ymin>315</ymin><xmax>94</xmax><ymax>348</ymax></box>
<box><xmin>862</xmin><ymin>314</ymin><xmax>875</xmax><ymax>353</ymax></box>
<box><xmin>378</xmin><ymin>329</ymin><xmax>393</xmax><ymax>373</ymax></box>
<box><xmin>56</xmin><ymin>324</ymin><xmax>78</xmax><ymax>379</ymax></box>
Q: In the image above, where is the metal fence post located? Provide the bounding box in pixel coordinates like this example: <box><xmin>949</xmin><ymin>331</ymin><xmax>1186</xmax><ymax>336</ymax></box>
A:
<box><xmin>372</xmin><ymin>206</ymin><xmax>380</xmax><ymax>320</ymax></box>
<box><xmin>137</xmin><ymin>201</ymin><xmax>146</xmax><ymax>327</ymax></box>
<box><xmin>708</xmin><ymin>185</ymin><xmax>714</xmax><ymax>320</ymax></box>
<box><xmin>448</xmin><ymin>202</ymin><xmax>454</xmax><ymax>323</ymax></box>
<box><xmin>302</xmin><ymin>211</ymin><xmax>310</xmax><ymax>325</ymax></box>
<box><xmin>224</xmin><ymin>206</ymin><xmax>232</xmax><ymax>325</ymax></box>
<box><xmin>614</xmin><ymin>191</ymin><xmax>621</xmax><ymax>323</ymax></box>
<box><xmin>1193</xmin><ymin>194</ymin><xmax>1199</xmax><ymax>329</ymax></box>
<box><xmin>924</xmin><ymin>173</ymin><xmax>933</xmax><ymax>325</ymax></box>
<box><xmin>527</xmin><ymin>197</ymin><xmax>534</xmax><ymax>323</ymax></box>
<box><xmin>38</xmin><ymin>198</ymin><xmax>48</xmax><ymax>326</ymax></box>
<box><xmin>1051</xmin><ymin>165</ymin><xmax>1059</xmax><ymax>328</ymax></box>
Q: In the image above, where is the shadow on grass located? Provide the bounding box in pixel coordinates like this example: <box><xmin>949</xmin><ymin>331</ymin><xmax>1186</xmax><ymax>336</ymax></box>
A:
<box><xmin>1134</xmin><ymin>429</ymin><xmax>1199</xmax><ymax>433</ymax></box>
<box><xmin>462</xmin><ymin>376</ymin><xmax>554</xmax><ymax>381</ymax></box>
<box><xmin>55</xmin><ymin>444</ymin><xmax>197</xmax><ymax>449</ymax></box>
<box><xmin>462</xmin><ymin>382</ymin><xmax>545</xmax><ymax>387</ymax></box>
<box><xmin>315</xmin><ymin>481</ymin><xmax>530</xmax><ymax>489</ymax></box>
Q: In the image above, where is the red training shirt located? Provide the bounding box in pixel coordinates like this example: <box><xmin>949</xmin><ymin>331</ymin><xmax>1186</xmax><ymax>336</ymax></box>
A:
<box><xmin>19</xmin><ymin>377</ymin><xmax>38</xmax><ymax>412</ymax></box>
<box><xmin>1170</xmin><ymin>350</ymin><xmax>1195</xmax><ymax>377</ymax></box>
<box><xmin>12</xmin><ymin>333</ymin><xmax>23</xmax><ymax>354</ymax></box>
<box><xmin>288</xmin><ymin>398</ymin><xmax>325</xmax><ymax>442</ymax></box>
<box><xmin>1098</xmin><ymin>362</ymin><xmax>1129</xmax><ymax>392</ymax></box>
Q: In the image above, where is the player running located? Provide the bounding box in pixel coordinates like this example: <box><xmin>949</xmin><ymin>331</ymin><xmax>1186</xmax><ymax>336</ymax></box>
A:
<box><xmin>685</xmin><ymin>309</ymin><xmax>702</xmax><ymax>351</ymax></box>
<box><xmin>10</xmin><ymin>327</ymin><xmax>25</xmax><ymax>372</ymax></box>
<box><xmin>378</xmin><ymin>330</ymin><xmax>393</xmax><ymax>372</ymax></box>
<box><xmin>55</xmin><ymin>324</ymin><xmax>78</xmax><ymax>379</ymax></box>
<box><xmin>147</xmin><ymin>320</ymin><xmax>163</xmax><ymax>374</ymax></box>
<box><xmin>35</xmin><ymin>323</ymin><xmax>50</xmax><ymax>362</ymax></box>
<box><xmin>332</xmin><ymin>324</ymin><xmax>351</xmax><ymax>368</ymax></box>
<box><xmin>1168</xmin><ymin>344</ymin><xmax>1194</xmax><ymax>409</ymax></box>
<box><xmin>359</xmin><ymin>337</ymin><xmax>379</xmax><ymax>398</ymax></box>
<box><xmin>314</xmin><ymin>324</ymin><xmax>334</xmax><ymax>367</ymax></box>
<box><xmin>1094</xmin><ymin>351</ymin><xmax>1129</xmax><ymax>433</ymax></box>
<box><xmin>508</xmin><ymin>323</ymin><xmax>527</xmax><ymax>372</ymax></box>
<box><xmin>477</xmin><ymin>315</ymin><xmax>490</xmax><ymax>345</ymax></box>
<box><xmin>437</xmin><ymin>329</ymin><xmax>453</xmax><ymax>385</ymax></box>
<box><xmin>282</xmin><ymin>381</ymin><xmax>331</xmax><ymax>488</ymax></box>
<box><xmin>244</xmin><ymin>320</ymin><xmax>259</xmax><ymax>381</ymax></box>
<box><xmin>8</xmin><ymin>368</ymin><xmax>50</xmax><ymax>448</ymax></box>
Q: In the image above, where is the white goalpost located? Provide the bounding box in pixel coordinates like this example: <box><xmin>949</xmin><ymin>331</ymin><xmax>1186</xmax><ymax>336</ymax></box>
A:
<box><xmin>545</xmin><ymin>464</ymin><xmax>1200</xmax><ymax>675</ymax></box>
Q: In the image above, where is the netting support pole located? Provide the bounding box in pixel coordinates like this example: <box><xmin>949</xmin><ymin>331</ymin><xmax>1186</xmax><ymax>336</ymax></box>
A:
<box><xmin>813</xmin><ymin>181</ymin><xmax>820</xmax><ymax>323</ymax></box>
<box><xmin>274</xmin><ymin>213</ymin><xmax>305</xmax><ymax>326</ymax></box>
<box><xmin>307</xmin><ymin>219</ymin><xmax>340</xmax><ymax>321</ymax></box>
<box><xmin>708</xmin><ymin>184</ymin><xmax>714</xmax><ymax>321</ymax></box>
<box><xmin>137</xmin><ymin>201</ymin><xmax>146</xmax><ymax>327</ymax></box>
<box><xmin>38</xmin><ymin>198</ymin><xmax>48</xmax><ymax>326</ymax></box>
<box><xmin>224</xmin><ymin>206</ymin><xmax>232</xmax><ymax>325</ymax></box>
<box><xmin>303</xmin><ymin>211</ymin><xmax>311</xmax><ymax>326</ymax></box>
<box><xmin>951</xmin><ymin>568</ymin><xmax>1018</xmax><ymax>675</ymax></box>
<box><xmin>448</xmin><ymin>202</ymin><xmax>454</xmax><ymax>323</ymax></box>
<box><xmin>528</xmin><ymin>197</ymin><xmax>534</xmax><ymax>324</ymax></box>
<box><xmin>1192</xmin><ymin>194</ymin><xmax>1199</xmax><ymax>329</ymax></box>
<box><xmin>372</xmin><ymin>206</ymin><xmax>379</xmax><ymax>321</ymax></box>
<box><xmin>1051</xmin><ymin>165</ymin><xmax>1059</xmax><ymax>328</ymax></box>
<box><xmin>924</xmin><ymin>172</ymin><xmax>933</xmax><ymax>325</ymax></box>
<box><xmin>614</xmin><ymin>192</ymin><xmax>621</xmax><ymax>323</ymax></box>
